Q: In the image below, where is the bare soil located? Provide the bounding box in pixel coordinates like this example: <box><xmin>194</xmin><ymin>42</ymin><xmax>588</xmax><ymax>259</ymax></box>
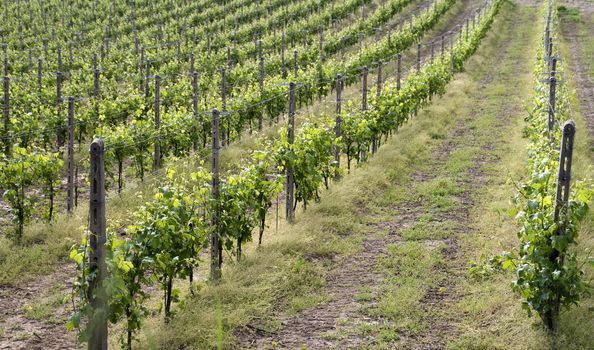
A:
<box><xmin>0</xmin><ymin>263</ymin><xmax>77</xmax><ymax>349</ymax></box>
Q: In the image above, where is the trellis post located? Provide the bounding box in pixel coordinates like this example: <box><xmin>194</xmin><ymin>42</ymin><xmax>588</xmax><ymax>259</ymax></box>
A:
<box><xmin>286</xmin><ymin>82</ymin><xmax>296</xmax><ymax>223</ymax></box>
<box><xmin>88</xmin><ymin>138</ymin><xmax>107</xmax><ymax>350</ymax></box>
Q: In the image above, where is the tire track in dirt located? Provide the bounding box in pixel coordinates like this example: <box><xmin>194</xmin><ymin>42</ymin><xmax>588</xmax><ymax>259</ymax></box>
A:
<box><xmin>559</xmin><ymin>2</ymin><xmax>594</xmax><ymax>145</ymax></box>
<box><xmin>402</xmin><ymin>4</ymin><xmax>534</xmax><ymax>348</ymax></box>
<box><xmin>238</xmin><ymin>1</ymin><xmax>508</xmax><ymax>349</ymax></box>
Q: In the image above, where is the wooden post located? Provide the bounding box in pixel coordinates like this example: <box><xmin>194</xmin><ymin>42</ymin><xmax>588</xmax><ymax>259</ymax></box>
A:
<box><xmin>57</xmin><ymin>48</ymin><xmax>62</xmax><ymax>72</ymax></box>
<box><xmin>139</xmin><ymin>48</ymin><xmax>145</xmax><ymax>93</ymax></box>
<box><xmin>548</xmin><ymin>58</ymin><xmax>557</xmax><ymax>139</ymax></box>
<box><xmin>210</xmin><ymin>109</ymin><xmax>221</xmax><ymax>281</ymax></box>
<box><xmin>3</xmin><ymin>76</ymin><xmax>9</xmax><ymax>155</ymax></box>
<box><xmin>281</xmin><ymin>31</ymin><xmax>286</xmax><ymax>76</ymax></box>
<box><xmin>67</xmin><ymin>97</ymin><xmax>75</xmax><ymax>212</ymax></box>
<box><xmin>88</xmin><ymin>138</ymin><xmax>107</xmax><ymax>350</ymax></box>
<box><xmin>56</xmin><ymin>71</ymin><xmax>63</xmax><ymax>146</ymax></box>
<box><xmin>75</xmin><ymin>163</ymin><xmax>79</xmax><ymax>208</ymax></box>
<box><xmin>69</xmin><ymin>44</ymin><xmax>73</xmax><ymax>67</ymax></box>
<box><xmin>548</xmin><ymin>40</ymin><xmax>554</xmax><ymax>72</ymax></box>
<box><xmin>43</xmin><ymin>39</ymin><xmax>48</xmax><ymax>61</ymax></box>
<box><xmin>56</xmin><ymin>71</ymin><xmax>62</xmax><ymax>106</ymax></box>
<box><xmin>441</xmin><ymin>35</ymin><xmax>445</xmax><ymax>58</ymax></box>
<box><xmin>334</xmin><ymin>74</ymin><xmax>342</xmax><ymax>179</ymax></box>
<box><xmin>361</xmin><ymin>67</ymin><xmax>368</xmax><ymax>111</ymax></box>
<box><xmin>545</xmin><ymin>27</ymin><xmax>550</xmax><ymax>56</ymax></box>
<box><xmin>376</xmin><ymin>61</ymin><xmax>383</xmax><ymax>98</ymax></box>
<box><xmin>220</xmin><ymin>69</ymin><xmax>227</xmax><ymax>146</ymax></box>
<box><xmin>145</xmin><ymin>59</ymin><xmax>151</xmax><ymax>98</ymax></box>
<box><xmin>93</xmin><ymin>68</ymin><xmax>100</xmax><ymax>100</ymax></box>
<box><xmin>153</xmin><ymin>75</ymin><xmax>161</xmax><ymax>170</ymax></box>
<box><xmin>227</xmin><ymin>46</ymin><xmax>231</xmax><ymax>71</ymax></box>
<box><xmin>549</xmin><ymin>120</ymin><xmax>576</xmax><ymax>328</ymax></box>
<box><xmin>431</xmin><ymin>41</ymin><xmax>435</xmax><ymax>63</ymax></box>
<box><xmin>286</xmin><ymin>82</ymin><xmax>296</xmax><ymax>223</ymax></box>
<box><xmin>3</xmin><ymin>51</ymin><xmax>7</xmax><ymax>76</ymax></box>
<box><xmin>134</xmin><ymin>34</ymin><xmax>139</xmax><ymax>56</ymax></box>
<box><xmin>553</xmin><ymin>123</ymin><xmax>575</xmax><ymax>234</ymax></box>
<box><xmin>192</xmin><ymin>72</ymin><xmax>199</xmax><ymax>151</ymax></box>
<box><xmin>397</xmin><ymin>54</ymin><xmax>401</xmax><ymax>91</ymax></box>
<box><xmin>259</xmin><ymin>40</ymin><xmax>264</xmax><ymax>131</ymax></box>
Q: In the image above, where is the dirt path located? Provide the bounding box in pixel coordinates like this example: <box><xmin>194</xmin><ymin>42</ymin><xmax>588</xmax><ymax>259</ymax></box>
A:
<box><xmin>237</xmin><ymin>1</ymin><xmax>535</xmax><ymax>349</ymax></box>
<box><xmin>0</xmin><ymin>263</ymin><xmax>76</xmax><ymax>349</ymax></box>
<box><xmin>559</xmin><ymin>2</ymin><xmax>594</xmax><ymax>142</ymax></box>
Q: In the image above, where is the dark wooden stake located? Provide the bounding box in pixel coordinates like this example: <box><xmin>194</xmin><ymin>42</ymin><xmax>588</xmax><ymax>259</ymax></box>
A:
<box><xmin>67</xmin><ymin>97</ymin><xmax>74</xmax><ymax>212</ymax></box>
<box><xmin>192</xmin><ymin>72</ymin><xmax>199</xmax><ymax>151</ymax></box>
<box><xmin>139</xmin><ymin>48</ymin><xmax>145</xmax><ymax>93</ymax></box>
<box><xmin>376</xmin><ymin>61</ymin><xmax>383</xmax><ymax>98</ymax></box>
<box><xmin>334</xmin><ymin>74</ymin><xmax>342</xmax><ymax>180</ymax></box>
<box><xmin>548</xmin><ymin>58</ymin><xmax>557</xmax><ymax>139</ymax></box>
<box><xmin>3</xmin><ymin>76</ymin><xmax>9</xmax><ymax>156</ymax></box>
<box><xmin>220</xmin><ymin>69</ymin><xmax>227</xmax><ymax>146</ymax></box>
<box><xmin>88</xmin><ymin>138</ymin><xmax>107</xmax><ymax>350</ymax></box>
<box><xmin>153</xmin><ymin>75</ymin><xmax>161</xmax><ymax>170</ymax></box>
<box><xmin>548</xmin><ymin>120</ymin><xmax>576</xmax><ymax>330</ymax></box>
<box><xmin>281</xmin><ymin>31</ymin><xmax>286</xmax><ymax>76</ymax></box>
<box><xmin>286</xmin><ymin>82</ymin><xmax>296</xmax><ymax>223</ymax></box>
<box><xmin>397</xmin><ymin>54</ymin><xmax>401</xmax><ymax>91</ymax></box>
<box><xmin>210</xmin><ymin>109</ymin><xmax>221</xmax><ymax>282</ymax></box>
<box><xmin>258</xmin><ymin>40</ymin><xmax>264</xmax><ymax>131</ymax></box>
<box><xmin>144</xmin><ymin>59</ymin><xmax>151</xmax><ymax>98</ymax></box>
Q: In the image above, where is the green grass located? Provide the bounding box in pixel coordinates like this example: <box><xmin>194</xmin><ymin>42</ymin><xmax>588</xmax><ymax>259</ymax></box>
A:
<box><xmin>399</xmin><ymin>220</ymin><xmax>456</xmax><ymax>240</ymax></box>
<box><xmin>22</xmin><ymin>303</ymin><xmax>53</xmax><ymax>321</ymax></box>
<box><xmin>415</xmin><ymin>177</ymin><xmax>463</xmax><ymax>211</ymax></box>
<box><xmin>22</xmin><ymin>282</ymin><xmax>67</xmax><ymax>323</ymax></box>
<box><xmin>558</xmin><ymin>6</ymin><xmax>581</xmax><ymax>23</ymax></box>
<box><xmin>354</xmin><ymin>286</ymin><xmax>374</xmax><ymax>302</ymax></box>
